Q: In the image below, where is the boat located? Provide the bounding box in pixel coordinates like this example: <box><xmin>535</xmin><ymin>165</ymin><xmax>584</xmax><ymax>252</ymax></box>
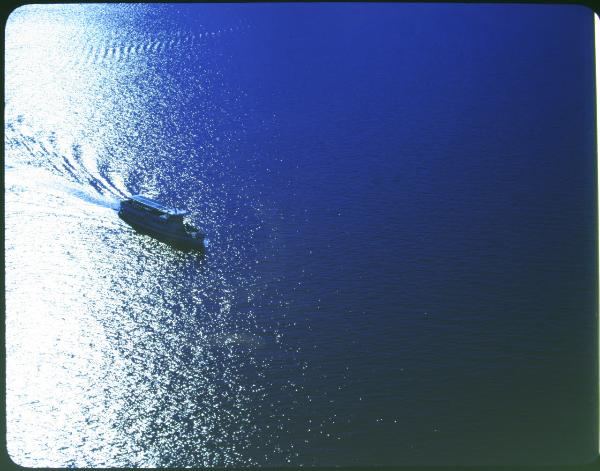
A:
<box><xmin>118</xmin><ymin>195</ymin><xmax>205</xmax><ymax>250</ymax></box>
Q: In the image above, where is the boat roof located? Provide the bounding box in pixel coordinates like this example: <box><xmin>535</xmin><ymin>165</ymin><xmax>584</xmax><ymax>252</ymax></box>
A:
<box><xmin>128</xmin><ymin>195</ymin><xmax>188</xmax><ymax>216</ymax></box>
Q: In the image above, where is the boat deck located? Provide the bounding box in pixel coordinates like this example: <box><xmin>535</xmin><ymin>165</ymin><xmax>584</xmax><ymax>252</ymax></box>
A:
<box><xmin>129</xmin><ymin>195</ymin><xmax>188</xmax><ymax>216</ymax></box>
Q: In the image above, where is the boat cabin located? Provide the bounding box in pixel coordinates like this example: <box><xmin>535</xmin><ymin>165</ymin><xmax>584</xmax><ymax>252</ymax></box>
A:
<box><xmin>124</xmin><ymin>195</ymin><xmax>187</xmax><ymax>217</ymax></box>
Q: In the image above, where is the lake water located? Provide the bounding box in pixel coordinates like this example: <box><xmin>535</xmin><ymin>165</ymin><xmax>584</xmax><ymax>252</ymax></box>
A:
<box><xmin>4</xmin><ymin>3</ymin><xmax>597</xmax><ymax>467</ymax></box>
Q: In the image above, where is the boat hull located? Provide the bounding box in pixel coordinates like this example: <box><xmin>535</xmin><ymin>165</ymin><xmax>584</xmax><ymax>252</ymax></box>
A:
<box><xmin>119</xmin><ymin>210</ymin><xmax>205</xmax><ymax>251</ymax></box>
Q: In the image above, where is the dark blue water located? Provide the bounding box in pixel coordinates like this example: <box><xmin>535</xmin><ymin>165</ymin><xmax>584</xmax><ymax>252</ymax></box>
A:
<box><xmin>5</xmin><ymin>3</ymin><xmax>597</xmax><ymax>466</ymax></box>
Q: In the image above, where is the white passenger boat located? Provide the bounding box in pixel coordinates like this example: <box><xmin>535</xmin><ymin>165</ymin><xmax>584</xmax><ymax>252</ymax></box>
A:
<box><xmin>119</xmin><ymin>195</ymin><xmax>205</xmax><ymax>250</ymax></box>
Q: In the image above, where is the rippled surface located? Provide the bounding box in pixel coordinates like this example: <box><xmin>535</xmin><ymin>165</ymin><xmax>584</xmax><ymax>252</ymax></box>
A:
<box><xmin>5</xmin><ymin>4</ymin><xmax>276</xmax><ymax>467</ymax></box>
<box><xmin>5</xmin><ymin>3</ymin><xmax>597</xmax><ymax>467</ymax></box>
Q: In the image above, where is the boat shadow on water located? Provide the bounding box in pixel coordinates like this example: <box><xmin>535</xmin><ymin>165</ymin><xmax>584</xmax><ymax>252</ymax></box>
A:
<box><xmin>121</xmin><ymin>218</ymin><xmax>207</xmax><ymax>255</ymax></box>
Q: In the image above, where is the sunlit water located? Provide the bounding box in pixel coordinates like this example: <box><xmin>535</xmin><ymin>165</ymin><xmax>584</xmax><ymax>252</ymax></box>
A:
<box><xmin>5</xmin><ymin>3</ymin><xmax>597</xmax><ymax>467</ymax></box>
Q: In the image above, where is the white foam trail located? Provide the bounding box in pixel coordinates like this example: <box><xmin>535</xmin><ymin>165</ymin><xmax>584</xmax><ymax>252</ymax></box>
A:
<box><xmin>78</xmin><ymin>145</ymin><xmax>119</xmax><ymax>195</ymax></box>
<box><xmin>63</xmin><ymin>184</ymin><xmax>120</xmax><ymax>210</ymax></box>
<box><xmin>6</xmin><ymin>166</ymin><xmax>117</xmax><ymax>210</ymax></box>
<box><xmin>108</xmin><ymin>171</ymin><xmax>128</xmax><ymax>197</ymax></box>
